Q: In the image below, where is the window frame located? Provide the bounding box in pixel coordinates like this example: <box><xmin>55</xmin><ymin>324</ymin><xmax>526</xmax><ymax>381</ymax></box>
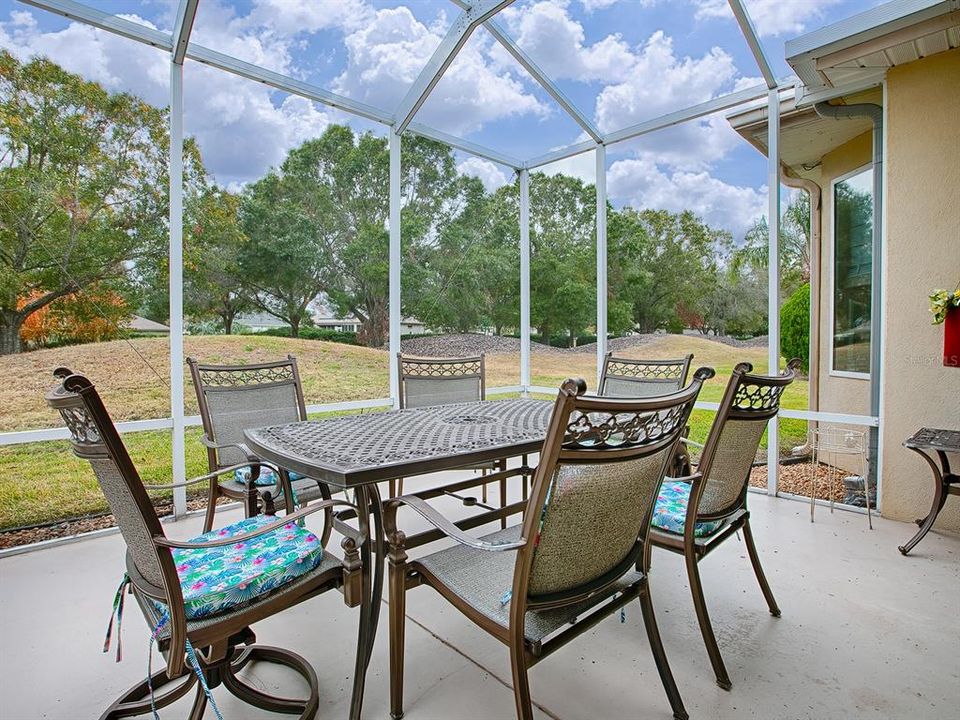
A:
<box><xmin>828</xmin><ymin>162</ymin><xmax>874</xmax><ymax>381</ymax></box>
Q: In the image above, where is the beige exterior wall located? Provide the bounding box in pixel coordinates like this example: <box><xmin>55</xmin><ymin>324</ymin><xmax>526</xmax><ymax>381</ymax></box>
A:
<box><xmin>816</xmin><ymin>131</ymin><xmax>873</xmax><ymax>419</ymax></box>
<box><xmin>880</xmin><ymin>48</ymin><xmax>960</xmax><ymax>531</ymax></box>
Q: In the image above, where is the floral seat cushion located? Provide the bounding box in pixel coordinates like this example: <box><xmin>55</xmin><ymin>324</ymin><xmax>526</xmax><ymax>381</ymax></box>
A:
<box><xmin>651</xmin><ymin>480</ymin><xmax>724</xmax><ymax>538</ymax></box>
<box><xmin>171</xmin><ymin>515</ymin><xmax>323</xmax><ymax>619</ymax></box>
<box><xmin>234</xmin><ymin>465</ymin><xmax>305</xmax><ymax>487</ymax></box>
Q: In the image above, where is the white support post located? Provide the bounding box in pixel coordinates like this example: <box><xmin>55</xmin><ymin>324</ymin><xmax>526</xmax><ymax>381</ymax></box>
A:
<box><xmin>766</xmin><ymin>89</ymin><xmax>781</xmax><ymax>496</ymax></box>
<box><xmin>168</xmin><ymin>61</ymin><xmax>187</xmax><ymax>518</ymax></box>
<box><xmin>389</xmin><ymin>131</ymin><xmax>402</xmax><ymax>408</ymax></box>
<box><xmin>519</xmin><ymin>169</ymin><xmax>531</xmax><ymax>395</ymax></box>
<box><xmin>595</xmin><ymin>145</ymin><xmax>608</xmax><ymax>388</ymax></box>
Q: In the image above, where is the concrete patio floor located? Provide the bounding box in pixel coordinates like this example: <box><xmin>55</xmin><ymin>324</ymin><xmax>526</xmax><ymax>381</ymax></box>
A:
<box><xmin>1</xmin><ymin>474</ymin><xmax>958</xmax><ymax>720</ymax></box>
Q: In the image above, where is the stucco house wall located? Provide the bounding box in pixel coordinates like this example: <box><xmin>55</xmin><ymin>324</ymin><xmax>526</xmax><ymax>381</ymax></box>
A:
<box><xmin>880</xmin><ymin>47</ymin><xmax>960</xmax><ymax>531</ymax></box>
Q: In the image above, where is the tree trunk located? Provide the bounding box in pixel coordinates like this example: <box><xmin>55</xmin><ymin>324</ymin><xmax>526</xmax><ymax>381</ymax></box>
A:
<box><xmin>289</xmin><ymin>315</ymin><xmax>300</xmax><ymax>338</ymax></box>
<box><xmin>0</xmin><ymin>311</ymin><xmax>23</xmax><ymax>355</ymax></box>
<box><xmin>222</xmin><ymin>312</ymin><xmax>234</xmax><ymax>336</ymax></box>
<box><xmin>357</xmin><ymin>306</ymin><xmax>388</xmax><ymax>348</ymax></box>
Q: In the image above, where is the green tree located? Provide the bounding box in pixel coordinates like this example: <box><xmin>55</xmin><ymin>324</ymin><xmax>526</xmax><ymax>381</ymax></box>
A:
<box><xmin>780</xmin><ymin>282</ymin><xmax>810</xmax><ymax>370</ymax></box>
<box><xmin>185</xmin><ymin>187</ymin><xmax>250</xmax><ymax>334</ymax></box>
<box><xmin>608</xmin><ymin>208</ymin><xmax>725</xmax><ymax>333</ymax></box>
<box><xmin>739</xmin><ymin>191</ymin><xmax>811</xmax><ymax>295</ymax></box>
<box><xmin>0</xmin><ymin>51</ymin><xmax>178</xmax><ymax>353</ymax></box>
<box><xmin>241</xmin><ymin>126</ymin><xmax>459</xmax><ymax>344</ymax></box>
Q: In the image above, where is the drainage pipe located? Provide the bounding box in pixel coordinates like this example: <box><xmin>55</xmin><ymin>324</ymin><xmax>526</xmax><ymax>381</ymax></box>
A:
<box><xmin>814</xmin><ymin>100</ymin><xmax>883</xmax><ymax>488</ymax></box>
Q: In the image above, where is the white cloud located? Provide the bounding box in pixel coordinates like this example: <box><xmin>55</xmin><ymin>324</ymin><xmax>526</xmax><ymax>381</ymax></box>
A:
<box><xmin>607</xmin><ymin>155</ymin><xmax>766</xmax><ymax>238</ymax></box>
<box><xmin>333</xmin><ymin>6</ymin><xmax>547</xmax><ymax>134</ymax></box>
<box><xmin>694</xmin><ymin>0</ymin><xmax>843</xmax><ymax>38</ymax></box>
<box><xmin>493</xmin><ymin>1</ymin><xmax>637</xmax><ymax>83</ymax></box>
<box><xmin>457</xmin><ymin>157</ymin><xmax>511</xmax><ymax>192</ymax></box>
<box><xmin>0</xmin><ymin>7</ymin><xmax>333</xmax><ymax>187</ymax></box>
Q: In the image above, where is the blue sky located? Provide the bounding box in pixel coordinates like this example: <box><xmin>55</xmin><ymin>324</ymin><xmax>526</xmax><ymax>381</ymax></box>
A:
<box><xmin>0</xmin><ymin>0</ymin><xmax>883</xmax><ymax>239</ymax></box>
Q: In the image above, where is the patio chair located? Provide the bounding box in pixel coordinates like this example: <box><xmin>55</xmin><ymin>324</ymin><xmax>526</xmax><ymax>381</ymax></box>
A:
<box><xmin>598</xmin><ymin>352</ymin><xmax>694</xmax><ymax>398</ymax></box>
<box><xmin>599</xmin><ymin>353</ymin><xmax>695</xmax><ymax>477</ymax></box>
<box><xmin>188</xmin><ymin>355</ymin><xmax>332</xmax><ymax>534</ymax></box>
<box><xmin>45</xmin><ymin>368</ymin><xmax>367</xmax><ymax>720</ymax></box>
<box><xmin>385</xmin><ymin>369</ymin><xmax>716</xmax><ymax>720</ymax></box>
<box><xmin>395</xmin><ymin>353</ymin><xmax>505</xmax><ymax>503</ymax></box>
<box><xmin>648</xmin><ymin>359</ymin><xmax>802</xmax><ymax>691</ymax></box>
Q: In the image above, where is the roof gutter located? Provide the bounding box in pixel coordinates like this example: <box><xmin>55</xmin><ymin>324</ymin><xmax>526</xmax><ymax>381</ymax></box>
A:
<box><xmin>814</xmin><ymin>100</ymin><xmax>883</xmax><ymax>487</ymax></box>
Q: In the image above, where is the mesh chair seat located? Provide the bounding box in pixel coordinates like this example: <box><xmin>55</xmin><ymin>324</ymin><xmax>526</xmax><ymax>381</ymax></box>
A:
<box><xmin>414</xmin><ymin>526</ymin><xmax>644</xmax><ymax>643</ymax></box>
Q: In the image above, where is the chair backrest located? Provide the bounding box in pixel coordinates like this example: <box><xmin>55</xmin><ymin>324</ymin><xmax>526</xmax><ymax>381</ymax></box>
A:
<box><xmin>45</xmin><ymin>369</ymin><xmax>173</xmax><ymax>595</ymax></box>
<box><xmin>598</xmin><ymin>353</ymin><xmax>694</xmax><ymax>398</ymax></box>
<box><xmin>512</xmin><ymin>368</ymin><xmax>714</xmax><ymax>608</ymax></box>
<box><xmin>188</xmin><ymin>355</ymin><xmax>307</xmax><ymax>469</ymax></box>
<box><xmin>397</xmin><ymin>353</ymin><xmax>485</xmax><ymax>409</ymax></box>
<box><xmin>691</xmin><ymin>359</ymin><xmax>802</xmax><ymax>520</ymax></box>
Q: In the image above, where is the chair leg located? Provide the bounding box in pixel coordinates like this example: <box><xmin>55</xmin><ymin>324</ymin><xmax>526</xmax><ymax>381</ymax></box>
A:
<box><xmin>99</xmin><ymin>669</ymin><xmax>197</xmax><ymax>719</ymax></box>
<box><xmin>742</xmin><ymin>519</ymin><xmax>781</xmax><ymax>617</ymax></box>
<box><xmin>509</xmin><ymin>642</ymin><xmax>535</xmax><ymax>720</ymax></box>
<box><xmin>389</xmin><ymin>479</ymin><xmax>397</xmax><ymax>499</ymax></box>
<box><xmin>638</xmin><ymin>586</ymin><xmax>688</xmax><ymax>720</ymax></box>
<box><xmin>685</xmin><ymin>551</ymin><xmax>732</xmax><ymax>690</ymax></box>
<box><xmin>221</xmin><ymin>645</ymin><xmax>319</xmax><ymax>717</ymax></box>
<box><xmin>389</xmin><ymin>541</ymin><xmax>408</xmax><ymax>720</ymax></box>
<box><xmin>481</xmin><ymin>468</ymin><xmax>488</xmax><ymax>504</ymax></box>
<box><xmin>187</xmin><ymin>686</ymin><xmax>207</xmax><ymax>720</ymax></box>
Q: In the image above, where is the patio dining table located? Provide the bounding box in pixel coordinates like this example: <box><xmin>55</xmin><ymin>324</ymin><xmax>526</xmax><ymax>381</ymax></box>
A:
<box><xmin>243</xmin><ymin>397</ymin><xmax>554</xmax><ymax>718</ymax></box>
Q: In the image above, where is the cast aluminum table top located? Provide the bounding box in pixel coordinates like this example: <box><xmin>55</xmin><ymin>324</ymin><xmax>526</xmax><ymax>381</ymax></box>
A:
<box><xmin>244</xmin><ymin>398</ymin><xmax>553</xmax><ymax>488</ymax></box>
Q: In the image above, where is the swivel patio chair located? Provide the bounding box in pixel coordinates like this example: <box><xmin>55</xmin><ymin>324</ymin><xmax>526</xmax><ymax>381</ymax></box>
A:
<box><xmin>385</xmin><ymin>369</ymin><xmax>716</xmax><ymax>720</ymax></box>
<box><xmin>648</xmin><ymin>359</ymin><xmax>802</xmax><ymax>691</ymax></box>
<box><xmin>188</xmin><ymin>355</ymin><xmax>333</xmax><ymax>534</ymax></box>
<box><xmin>46</xmin><ymin>368</ymin><xmax>369</xmax><ymax>720</ymax></box>
<box><xmin>395</xmin><ymin>353</ymin><xmax>506</xmax><ymax>504</ymax></box>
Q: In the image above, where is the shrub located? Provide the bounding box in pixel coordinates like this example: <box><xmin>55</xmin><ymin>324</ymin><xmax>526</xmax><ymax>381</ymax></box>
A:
<box><xmin>250</xmin><ymin>326</ymin><xmax>360</xmax><ymax>345</ymax></box>
<box><xmin>19</xmin><ymin>287</ymin><xmax>129</xmax><ymax>350</ymax></box>
<box><xmin>780</xmin><ymin>283</ymin><xmax>810</xmax><ymax>371</ymax></box>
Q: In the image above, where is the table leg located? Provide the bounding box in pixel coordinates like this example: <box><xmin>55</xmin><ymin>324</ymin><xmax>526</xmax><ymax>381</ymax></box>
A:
<box><xmin>899</xmin><ymin>448</ymin><xmax>948</xmax><ymax>556</ymax></box>
<box><xmin>349</xmin><ymin>484</ymin><xmax>385</xmax><ymax>720</ymax></box>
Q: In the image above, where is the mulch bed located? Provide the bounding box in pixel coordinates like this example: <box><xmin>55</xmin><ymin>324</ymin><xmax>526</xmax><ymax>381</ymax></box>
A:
<box><xmin>750</xmin><ymin>461</ymin><xmax>845</xmax><ymax>503</ymax></box>
<box><xmin>0</xmin><ymin>496</ymin><xmax>233</xmax><ymax>550</ymax></box>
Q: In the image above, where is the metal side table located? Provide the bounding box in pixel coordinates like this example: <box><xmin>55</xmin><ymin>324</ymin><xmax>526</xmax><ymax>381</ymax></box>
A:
<box><xmin>899</xmin><ymin>428</ymin><xmax>960</xmax><ymax>556</ymax></box>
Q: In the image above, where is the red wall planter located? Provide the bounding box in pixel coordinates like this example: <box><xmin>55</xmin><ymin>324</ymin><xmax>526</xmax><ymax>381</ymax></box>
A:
<box><xmin>945</xmin><ymin>307</ymin><xmax>960</xmax><ymax>367</ymax></box>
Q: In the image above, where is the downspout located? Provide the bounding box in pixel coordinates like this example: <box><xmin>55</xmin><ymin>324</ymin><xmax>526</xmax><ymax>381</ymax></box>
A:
<box><xmin>814</xmin><ymin>100</ymin><xmax>883</xmax><ymax>489</ymax></box>
<box><xmin>782</xmin><ymin>170</ymin><xmax>822</xmax><ymax>457</ymax></box>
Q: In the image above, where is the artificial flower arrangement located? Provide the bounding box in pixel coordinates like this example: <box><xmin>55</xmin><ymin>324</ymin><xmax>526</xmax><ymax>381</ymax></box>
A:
<box><xmin>930</xmin><ymin>282</ymin><xmax>960</xmax><ymax>367</ymax></box>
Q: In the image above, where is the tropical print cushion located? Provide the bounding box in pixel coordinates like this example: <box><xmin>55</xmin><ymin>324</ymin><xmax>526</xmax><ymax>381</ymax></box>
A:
<box><xmin>171</xmin><ymin>515</ymin><xmax>323</xmax><ymax>619</ymax></box>
<box><xmin>652</xmin><ymin>480</ymin><xmax>724</xmax><ymax>538</ymax></box>
<box><xmin>234</xmin><ymin>465</ymin><xmax>305</xmax><ymax>487</ymax></box>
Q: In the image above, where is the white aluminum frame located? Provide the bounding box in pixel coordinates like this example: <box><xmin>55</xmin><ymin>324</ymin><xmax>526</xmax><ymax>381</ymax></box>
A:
<box><xmin>13</xmin><ymin>0</ymin><xmax>801</xmax><ymax>519</ymax></box>
<box><xmin>827</xmin><ymin>162</ymin><xmax>875</xmax><ymax>381</ymax></box>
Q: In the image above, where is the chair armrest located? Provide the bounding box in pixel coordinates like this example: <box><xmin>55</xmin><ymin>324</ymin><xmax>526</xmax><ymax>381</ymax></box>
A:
<box><xmin>384</xmin><ymin>495</ymin><xmax>526</xmax><ymax>552</ymax></box>
<box><xmin>199</xmin><ymin>434</ymin><xmax>255</xmax><ymax>459</ymax></box>
<box><xmin>154</xmin><ymin>498</ymin><xmax>362</xmax><ymax>549</ymax></box>
<box><xmin>141</xmin><ymin>461</ymin><xmax>283</xmax><ymax>490</ymax></box>
<box><xmin>664</xmin><ymin>471</ymin><xmax>703</xmax><ymax>485</ymax></box>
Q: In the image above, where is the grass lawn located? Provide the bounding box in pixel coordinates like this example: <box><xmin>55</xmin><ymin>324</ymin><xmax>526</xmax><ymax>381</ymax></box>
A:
<box><xmin>0</xmin><ymin>334</ymin><xmax>809</xmax><ymax>529</ymax></box>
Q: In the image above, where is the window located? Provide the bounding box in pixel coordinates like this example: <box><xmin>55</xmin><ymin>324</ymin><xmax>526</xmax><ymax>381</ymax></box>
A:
<box><xmin>832</xmin><ymin>165</ymin><xmax>873</xmax><ymax>376</ymax></box>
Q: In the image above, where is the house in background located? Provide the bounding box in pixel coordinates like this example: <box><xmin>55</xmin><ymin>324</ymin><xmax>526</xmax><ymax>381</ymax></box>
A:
<box><xmin>728</xmin><ymin>0</ymin><xmax>960</xmax><ymax>533</ymax></box>
<box><xmin>123</xmin><ymin>315</ymin><xmax>169</xmax><ymax>335</ymax></box>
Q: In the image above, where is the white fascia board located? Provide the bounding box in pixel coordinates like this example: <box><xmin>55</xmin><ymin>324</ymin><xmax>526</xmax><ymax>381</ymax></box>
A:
<box><xmin>727</xmin><ymin>0</ymin><xmax>778</xmax><ymax>88</ymax></box>
<box><xmin>603</xmin><ymin>82</ymin><xmax>776</xmax><ymax>147</ymax></box>
<box><xmin>794</xmin><ymin>71</ymin><xmax>887</xmax><ymax>106</ymax></box>
<box><xmin>394</xmin><ymin>0</ymin><xmax>516</xmax><ymax>133</ymax></box>
<box><xmin>186</xmin><ymin>45</ymin><xmax>392</xmax><ymax>125</ymax></box>
<box><xmin>20</xmin><ymin>0</ymin><xmax>172</xmax><ymax>49</ymax></box>
<box><xmin>171</xmin><ymin>0</ymin><xmax>199</xmax><ymax>65</ymax></box>
<box><xmin>785</xmin><ymin>0</ymin><xmax>950</xmax><ymax>60</ymax></box>
<box><xmin>407</xmin><ymin>121</ymin><xmax>522</xmax><ymax>168</ymax></box>
<box><xmin>524</xmin><ymin>139</ymin><xmax>598</xmax><ymax>170</ymax></box>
